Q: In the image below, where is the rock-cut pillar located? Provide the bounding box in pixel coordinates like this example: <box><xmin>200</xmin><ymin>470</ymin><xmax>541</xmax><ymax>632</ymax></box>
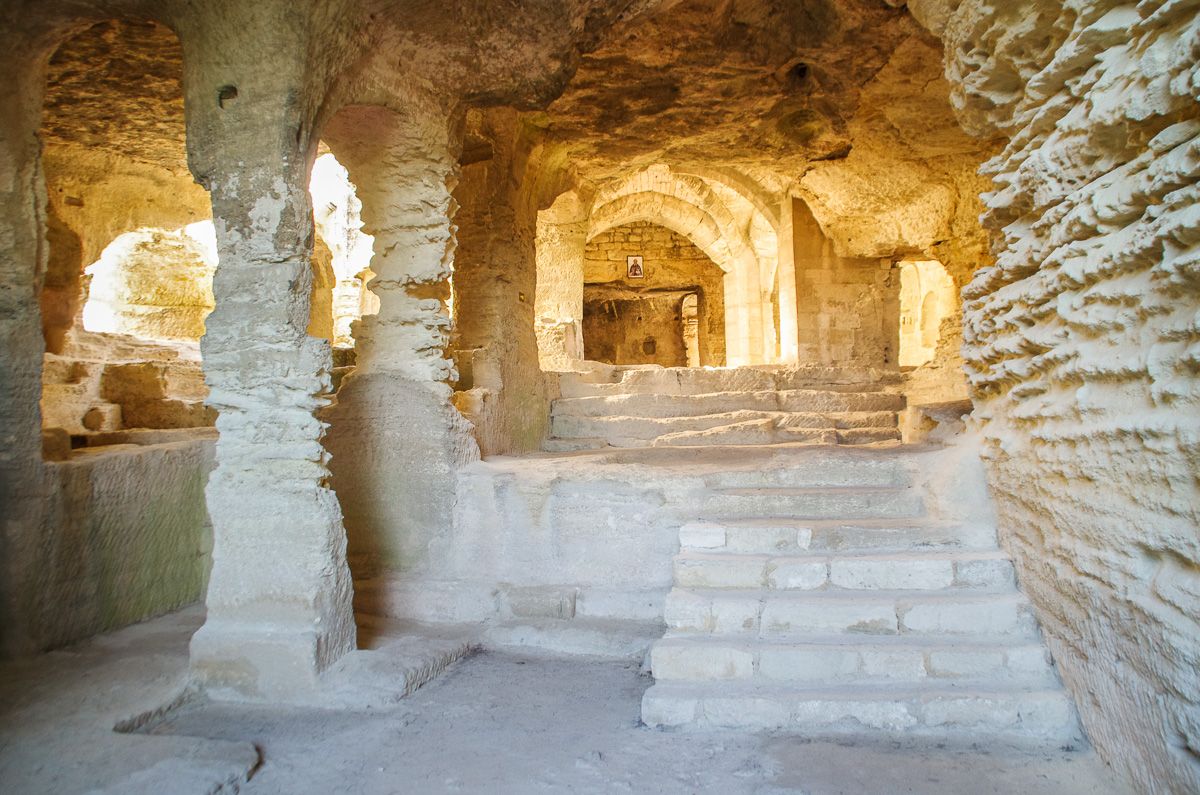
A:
<box><xmin>320</xmin><ymin>103</ymin><xmax>479</xmax><ymax>609</ymax></box>
<box><xmin>0</xmin><ymin>43</ymin><xmax>51</xmax><ymax>660</ymax></box>
<box><xmin>186</xmin><ymin>95</ymin><xmax>355</xmax><ymax>701</ymax></box>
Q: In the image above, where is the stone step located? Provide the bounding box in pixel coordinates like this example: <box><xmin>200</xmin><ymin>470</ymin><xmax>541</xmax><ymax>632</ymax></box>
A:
<box><xmin>556</xmin><ymin>365</ymin><xmax>904</xmax><ymax>399</ymax></box>
<box><xmin>650</xmin><ymin>422</ymin><xmax>901</xmax><ymax>448</ymax></box>
<box><xmin>483</xmin><ymin>618</ymin><xmax>662</xmax><ymax>659</ymax></box>
<box><xmin>672</xmin><ymin>550</ymin><xmax>1014</xmax><ymax>592</ymax></box>
<box><xmin>701</xmin><ymin>458</ymin><xmax>910</xmax><ymax>489</ymax></box>
<box><xmin>649</xmin><ymin>635</ymin><xmax>1057</xmax><ymax>686</ymax></box>
<box><xmin>663</xmin><ymin>589</ymin><xmax>1039</xmax><ymax>639</ymax></box>
<box><xmin>695</xmin><ymin>486</ymin><xmax>924</xmax><ymax>521</ymax></box>
<box><xmin>679</xmin><ymin>519</ymin><xmax>998</xmax><ymax>554</ymax></box>
<box><xmin>541</xmin><ymin>437</ymin><xmax>609</xmax><ymax>453</ymax></box>
<box><xmin>550</xmin><ymin>409</ymin><xmax>899</xmax><ymax>443</ymax></box>
<box><xmin>640</xmin><ymin>681</ymin><xmax>1081</xmax><ymax>745</ymax></box>
<box><xmin>552</xmin><ymin>389</ymin><xmax>905</xmax><ymax>419</ymax></box>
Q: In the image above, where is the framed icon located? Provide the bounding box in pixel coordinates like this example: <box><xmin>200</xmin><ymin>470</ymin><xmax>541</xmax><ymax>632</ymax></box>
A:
<box><xmin>627</xmin><ymin>255</ymin><xmax>644</xmax><ymax>279</ymax></box>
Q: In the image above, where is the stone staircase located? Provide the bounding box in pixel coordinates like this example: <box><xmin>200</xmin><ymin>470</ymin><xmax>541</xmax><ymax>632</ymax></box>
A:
<box><xmin>545</xmin><ymin>365</ymin><xmax>905</xmax><ymax>451</ymax></box>
<box><xmin>640</xmin><ymin>453</ymin><xmax>1082</xmax><ymax>746</ymax></box>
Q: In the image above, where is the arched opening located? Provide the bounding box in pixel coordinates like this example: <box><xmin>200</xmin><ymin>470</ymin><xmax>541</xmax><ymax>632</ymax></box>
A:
<box><xmin>27</xmin><ymin>19</ymin><xmax>220</xmax><ymax>650</ymax></box>
<box><xmin>37</xmin><ymin>20</ymin><xmax>215</xmax><ymax>447</ymax></box>
<box><xmin>80</xmin><ymin>222</ymin><xmax>218</xmax><ymax>342</ymax></box>
<box><xmin>308</xmin><ymin>148</ymin><xmax>378</xmax><ymax>389</ymax></box>
<box><xmin>581</xmin><ymin>221</ymin><xmax>726</xmax><ymax>366</ymax></box>
<box><xmin>898</xmin><ymin>259</ymin><xmax>955</xmax><ymax>368</ymax></box>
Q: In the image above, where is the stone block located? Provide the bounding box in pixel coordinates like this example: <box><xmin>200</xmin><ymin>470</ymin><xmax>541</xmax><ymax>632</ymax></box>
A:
<box><xmin>709</xmin><ymin>596</ymin><xmax>762</xmax><ymax>634</ymax></box>
<box><xmin>503</xmin><ymin>586</ymin><xmax>577</xmax><ymax>619</ymax></box>
<box><xmin>663</xmin><ymin>591</ymin><xmax>712</xmax><ymax>631</ymax></box>
<box><xmin>859</xmin><ymin>648</ymin><xmax>927</xmax><ymax>680</ymax></box>
<box><xmin>758</xmin><ymin>647</ymin><xmax>859</xmax><ymax>681</ymax></box>
<box><xmin>927</xmin><ymin>649</ymin><xmax>1006</xmax><ymax>678</ymax></box>
<box><xmin>641</xmin><ymin>688</ymin><xmax>700</xmax><ymax>728</ymax></box>
<box><xmin>41</xmin><ymin>427</ymin><xmax>72</xmax><ymax>461</ymax></box>
<box><xmin>900</xmin><ymin>597</ymin><xmax>1024</xmax><ymax>636</ymax></box>
<box><xmin>766</xmin><ymin>559</ymin><xmax>828</xmax><ymax>589</ymax></box>
<box><xmin>830</xmin><ymin>558</ymin><xmax>954</xmax><ymax>590</ymax></box>
<box><xmin>651</xmin><ymin>642</ymin><xmax>753</xmax><ymax>680</ymax></box>
<box><xmin>761</xmin><ymin>599</ymin><xmax>897</xmax><ymax>635</ymax></box>
<box><xmin>679</xmin><ymin>521</ymin><xmax>726</xmax><ymax>549</ymax></box>
<box><xmin>1005</xmin><ymin>646</ymin><xmax>1052</xmax><ymax>676</ymax></box>
<box><xmin>703</xmin><ymin>695</ymin><xmax>792</xmax><ymax>729</ymax></box>
<box><xmin>954</xmin><ymin>557</ymin><xmax>1015</xmax><ymax>588</ymax></box>
<box><xmin>724</xmin><ymin>525</ymin><xmax>800</xmax><ymax>553</ymax></box>
<box><xmin>674</xmin><ymin>555</ymin><xmax>766</xmax><ymax>588</ymax></box>
<box><xmin>100</xmin><ymin>362</ymin><xmax>168</xmax><ymax>403</ymax></box>
<box><xmin>793</xmin><ymin>698</ymin><xmax>918</xmax><ymax>731</ymax></box>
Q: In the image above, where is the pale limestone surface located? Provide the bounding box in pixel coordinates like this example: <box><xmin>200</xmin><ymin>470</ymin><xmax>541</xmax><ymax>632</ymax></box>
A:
<box><xmin>0</xmin><ymin>1</ymin><xmax>1193</xmax><ymax>792</ymax></box>
<box><xmin>0</xmin><ymin>608</ymin><xmax>1123</xmax><ymax>795</ymax></box>
<box><xmin>941</xmin><ymin>1</ymin><xmax>1200</xmax><ymax>790</ymax></box>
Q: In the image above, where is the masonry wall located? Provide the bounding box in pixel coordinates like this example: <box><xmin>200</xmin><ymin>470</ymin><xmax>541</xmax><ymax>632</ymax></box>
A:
<box><xmin>793</xmin><ymin>199</ymin><xmax>899</xmax><ymax>368</ymax></box>
<box><xmin>583</xmin><ymin>293</ymin><xmax>689</xmax><ymax>366</ymax></box>
<box><xmin>941</xmin><ymin>1</ymin><xmax>1200</xmax><ymax>791</ymax></box>
<box><xmin>583</xmin><ymin>221</ymin><xmax>726</xmax><ymax>365</ymax></box>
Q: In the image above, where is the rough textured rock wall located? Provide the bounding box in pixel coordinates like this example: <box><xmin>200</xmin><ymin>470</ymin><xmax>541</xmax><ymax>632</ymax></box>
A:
<box><xmin>584</xmin><ymin>222</ymin><xmax>726</xmax><ymax>365</ymax></box>
<box><xmin>535</xmin><ymin>190</ymin><xmax>591</xmax><ymax>368</ymax></box>
<box><xmin>0</xmin><ymin>25</ymin><xmax>57</xmax><ymax>660</ymax></box>
<box><xmin>943</xmin><ymin>1</ymin><xmax>1200</xmax><ymax>791</ymax></box>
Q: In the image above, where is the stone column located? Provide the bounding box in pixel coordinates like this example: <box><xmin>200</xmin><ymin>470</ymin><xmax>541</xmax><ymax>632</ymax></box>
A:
<box><xmin>321</xmin><ymin>103</ymin><xmax>479</xmax><ymax>606</ymax></box>
<box><xmin>534</xmin><ymin>191</ymin><xmax>588</xmax><ymax>368</ymax></box>
<box><xmin>724</xmin><ymin>248</ymin><xmax>766</xmax><ymax>366</ymax></box>
<box><xmin>183</xmin><ymin>28</ymin><xmax>355</xmax><ymax>699</ymax></box>
<box><xmin>0</xmin><ymin>43</ymin><xmax>50</xmax><ymax>659</ymax></box>
<box><xmin>775</xmin><ymin>195</ymin><xmax>800</xmax><ymax>363</ymax></box>
<box><xmin>452</xmin><ymin>111</ymin><xmax>551</xmax><ymax>455</ymax></box>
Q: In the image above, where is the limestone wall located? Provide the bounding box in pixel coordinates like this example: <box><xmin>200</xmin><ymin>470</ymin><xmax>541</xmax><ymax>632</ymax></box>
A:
<box><xmin>450</xmin><ymin>110</ymin><xmax>554</xmax><ymax>458</ymax></box>
<box><xmin>583</xmin><ymin>293</ymin><xmax>690</xmax><ymax>366</ymax></box>
<box><xmin>583</xmin><ymin>222</ymin><xmax>727</xmax><ymax>366</ymax></box>
<box><xmin>30</xmin><ymin>436</ymin><xmax>215</xmax><ymax>651</ymax></box>
<box><xmin>793</xmin><ymin>200</ymin><xmax>900</xmax><ymax>367</ymax></box>
<box><xmin>941</xmin><ymin>1</ymin><xmax>1200</xmax><ymax>790</ymax></box>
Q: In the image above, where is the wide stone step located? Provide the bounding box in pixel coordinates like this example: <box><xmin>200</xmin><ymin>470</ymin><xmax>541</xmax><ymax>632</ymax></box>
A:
<box><xmin>701</xmin><ymin>458</ymin><xmax>910</xmax><ymax>489</ymax></box>
<box><xmin>649</xmin><ymin>635</ymin><xmax>1057</xmax><ymax>686</ymax></box>
<box><xmin>551</xmin><ymin>410</ymin><xmax>898</xmax><ymax>442</ymax></box>
<box><xmin>541</xmin><ymin>437</ymin><xmax>609</xmax><ymax>453</ymax></box>
<box><xmin>552</xmin><ymin>389</ymin><xmax>905</xmax><ymax>419</ymax></box>
<box><xmin>695</xmin><ymin>486</ymin><xmax>924</xmax><ymax>521</ymax></box>
<box><xmin>556</xmin><ymin>365</ymin><xmax>905</xmax><ymax>398</ymax></box>
<box><xmin>650</xmin><ymin>422</ymin><xmax>901</xmax><ymax>448</ymax></box>
<box><xmin>664</xmin><ymin>589</ymin><xmax>1039</xmax><ymax>639</ymax></box>
<box><xmin>672</xmin><ymin>550</ymin><xmax>1014</xmax><ymax>591</ymax></box>
<box><xmin>679</xmin><ymin>519</ymin><xmax>998</xmax><ymax>554</ymax></box>
<box><xmin>640</xmin><ymin>681</ymin><xmax>1081</xmax><ymax>745</ymax></box>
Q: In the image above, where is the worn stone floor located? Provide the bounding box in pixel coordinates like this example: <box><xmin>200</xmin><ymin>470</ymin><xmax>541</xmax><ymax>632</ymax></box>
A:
<box><xmin>0</xmin><ymin>608</ymin><xmax>1131</xmax><ymax>794</ymax></box>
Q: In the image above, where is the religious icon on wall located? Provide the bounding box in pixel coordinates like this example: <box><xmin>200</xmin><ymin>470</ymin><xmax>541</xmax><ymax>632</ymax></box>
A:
<box><xmin>627</xmin><ymin>255</ymin><xmax>644</xmax><ymax>279</ymax></box>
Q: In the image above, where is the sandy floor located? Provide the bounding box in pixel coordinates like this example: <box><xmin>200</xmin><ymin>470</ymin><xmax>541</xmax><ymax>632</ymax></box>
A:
<box><xmin>0</xmin><ymin>608</ymin><xmax>1131</xmax><ymax>794</ymax></box>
